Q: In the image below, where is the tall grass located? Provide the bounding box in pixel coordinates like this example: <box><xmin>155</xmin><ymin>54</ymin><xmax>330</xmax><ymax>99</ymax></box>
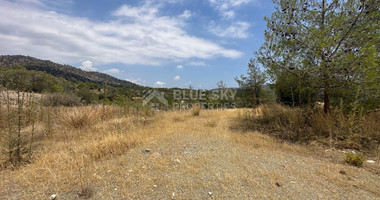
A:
<box><xmin>235</xmin><ymin>104</ymin><xmax>379</xmax><ymax>151</ymax></box>
<box><xmin>192</xmin><ymin>104</ymin><xmax>202</xmax><ymax>117</ymax></box>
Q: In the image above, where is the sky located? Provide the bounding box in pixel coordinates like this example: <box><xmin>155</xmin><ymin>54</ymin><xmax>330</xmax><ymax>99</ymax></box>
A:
<box><xmin>0</xmin><ymin>0</ymin><xmax>275</xmax><ymax>89</ymax></box>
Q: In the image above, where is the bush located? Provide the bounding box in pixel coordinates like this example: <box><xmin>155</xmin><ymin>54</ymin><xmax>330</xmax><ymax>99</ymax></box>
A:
<box><xmin>345</xmin><ymin>152</ymin><xmax>366</xmax><ymax>167</ymax></box>
<box><xmin>192</xmin><ymin>104</ymin><xmax>201</xmax><ymax>117</ymax></box>
<box><xmin>59</xmin><ymin>107</ymin><xmax>98</xmax><ymax>129</ymax></box>
<box><xmin>235</xmin><ymin>104</ymin><xmax>380</xmax><ymax>151</ymax></box>
<box><xmin>41</xmin><ymin>93</ymin><xmax>82</xmax><ymax>107</ymax></box>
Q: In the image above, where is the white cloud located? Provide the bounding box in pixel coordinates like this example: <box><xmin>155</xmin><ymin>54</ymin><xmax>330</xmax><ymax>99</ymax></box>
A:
<box><xmin>0</xmin><ymin>0</ymin><xmax>242</xmax><ymax>66</ymax></box>
<box><xmin>103</xmin><ymin>68</ymin><xmax>120</xmax><ymax>74</ymax></box>
<box><xmin>176</xmin><ymin>65</ymin><xmax>184</xmax><ymax>69</ymax></box>
<box><xmin>154</xmin><ymin>81</ymin><xmax>166</xmax><ymax>87</ymax></box>
<box><xmin>189</xmin><ymin>61</ymin><xmax>206</xmax><ymax>66</ymax></box>
<box><xmin>126</xmin><ymin>78</ymin><xmax>143</xmax><ymax>84</ymax></box>
<box><xmin>180</xmin><ymin>10</ymin><xmax>192</xmax><ymax>19</ymax></box>
<box><xmin>79</xmin><ymin>60</ymin><xmax>96</xmax><ymax>71</ymax></box>
<box><xmin>209</xmin><ymin>0</ymin><xmax>253</xmax><ymax>19</ymax></box>
<box><xmin>209</xmin><ymin>21</ymin><xmax>250</xmax><ymax>38</ymax></box>
<box><xmin>173</xmin><ymin>75</ymin><xmax>180</xmax><ymax>81</ymax></box>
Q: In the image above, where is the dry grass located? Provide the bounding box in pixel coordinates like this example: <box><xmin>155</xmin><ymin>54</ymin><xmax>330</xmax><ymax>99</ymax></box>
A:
<box><xmin>0</xmin><ymin>107</ymin><xmax>379</xmax><ymax>199</ymax></box>
<box><xmin>235</xmin><ymin>104</ymin><xmax>380</xmax><ymax>151</ymax></box>
<box><xmin>192</xmin><ymin>104</ymin><xmax>202</xmax><ymax>116</ymax></box>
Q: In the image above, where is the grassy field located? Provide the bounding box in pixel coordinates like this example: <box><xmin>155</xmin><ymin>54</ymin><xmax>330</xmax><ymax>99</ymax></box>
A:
<box><xmin>0</xmin><ymin>106</ymin><xmax>379</xmax><ymax>199</ymax></box>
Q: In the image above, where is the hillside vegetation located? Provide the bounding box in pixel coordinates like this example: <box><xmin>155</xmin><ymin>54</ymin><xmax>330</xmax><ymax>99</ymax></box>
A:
<box><xmin>0</xmin><ymin>55</ymin><xmax>140</xmax><ymax>89</ymax></box>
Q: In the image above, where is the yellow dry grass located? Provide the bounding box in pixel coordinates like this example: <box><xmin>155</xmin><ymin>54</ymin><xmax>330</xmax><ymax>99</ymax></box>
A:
<box><xmin>0</xmin><ymin>106</ymin><xmax>379</xmax><ymax>199</ymax></box>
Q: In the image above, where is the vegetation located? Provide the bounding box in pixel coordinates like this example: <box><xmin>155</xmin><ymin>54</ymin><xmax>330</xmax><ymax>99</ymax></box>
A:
<box><xmin>0</xmin><ymin>108</ymin><xmax>379</xmax><ymax>199</ymax></box>
<box><xmin>0</xmin><ymin>55</ymin><xmax>140</xmax><ymax>89</ymax></box>
<box><xmin>234</xmin><ymin>104</ymin><xmax>379</xmax><ymax>151</ymax></box>
<box><xmin>192</xmin><ymin>104</ymin><xmax>202</xmax><ymax>116</ymax></box>
<box><xmin>0</xmin><ymin>0</ymin><xmax>379</xmax><ymax>198</ymax></box>
<box><xmin>345</xmin><ymin>152</ymin><xmax>366</xmax><ymax>167</ymax></box>
<box><xmin>235</xmin><ymin>59</ymin><xmax>268</xmax><ymax>108</ymax></box>
<box><xmin>232</xmin><ymin>0</ymin><xmax>379</xmax><ymax>152</ymax></box>
<box><xmin>256</xmin><ymin>0</ymin><xmax>379</xmax><ymax>113</ymax></box>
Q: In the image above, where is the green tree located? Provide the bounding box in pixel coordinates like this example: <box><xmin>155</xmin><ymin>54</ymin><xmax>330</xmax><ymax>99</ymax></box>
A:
<box><xmin>257</xmin><ymin>0</ymin><xmax>379</xmax><ymax>113</ymax></box>
<box><xmin>235</xmin><ymin>59</ymin><xmax>267</xmax><ymax>107</ymax></box>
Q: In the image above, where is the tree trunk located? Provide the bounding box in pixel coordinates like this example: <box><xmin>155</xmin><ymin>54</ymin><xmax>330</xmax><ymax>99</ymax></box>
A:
<box><xmin>323</xmin><ymin>82</ymin><xmax>330</xmax><ymax>114</ymax></box>
<box><xmin>251</xmin><ymin>87</ymin><xmax>256</xmax><ymax>108</ymax></box>
<box><xmin>298</xmin><ymin>77</ymin><xmax>302</xmax><ymax>106</ymax></box>
<box><xmin>291</xmin><ymin>86</ymin><xmax>295</xmax><ymax>107</ymax></box>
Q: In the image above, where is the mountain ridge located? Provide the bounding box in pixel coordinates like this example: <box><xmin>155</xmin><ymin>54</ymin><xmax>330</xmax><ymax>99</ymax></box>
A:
<box><xmin>0</xmin><ymin>55</ymin><xmax>141</xmax><ymax>89</ymax></box>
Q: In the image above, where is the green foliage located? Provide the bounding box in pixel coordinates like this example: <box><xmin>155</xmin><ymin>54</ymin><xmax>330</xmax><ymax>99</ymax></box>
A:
<box><xmin>0</xmin><ymin>55</ymin><xmax>140</xmax><ymax>89</ymax></box>
<box><xmin>235</xmin><ymin>59</ymin><xmax>268</xmax><ymax>107</ymax></box>
<box><xmin>257</xmin><ymin>0</ymin><xmax>380</xmax><ymax>112</ymax></box>
<box><xmin>76</xmin><ymin>87</ymin><xmax>98</xmax><ymax>105</ymax></box>
<box><xmin>0</xmin><ymin>65</ymin><xmax>71</xmax><ymax>93</ymax></box>
<box><xmin>345</xmin><ymin>153</ymin><xmax>365</xmax><ymax>167</ymax></box>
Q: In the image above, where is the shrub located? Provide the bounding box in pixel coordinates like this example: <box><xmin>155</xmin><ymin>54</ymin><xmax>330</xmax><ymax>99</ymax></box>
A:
<box><xmin>41</xmin><ymin>93</ymin><xmax>82</xmax><ymax>107</ymax></box>
<box><xmin>345</xmin><ymin>152</ymin><xmax>366</xmax><ymax>167</ymax></box>
<box><xmin>192</xmin><ymin>104</ymin><xmax>201</xmax><ymax>117</ymax></box>
<box><xmin>59</xmin><ymin>107</ymin><xmax>98</xmax><ymax>129</ymax></box>
<box><xmin>235</xmin><ymin>104</ymin><xmax>379</xmax><ymax>151</ymax></box>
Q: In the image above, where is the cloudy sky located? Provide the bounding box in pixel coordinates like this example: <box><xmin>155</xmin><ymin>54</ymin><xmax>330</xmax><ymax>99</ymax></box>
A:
<box><xmin>0</xmin><ymin>0</ymin><xmax>275</xmax><ymax>89</ymax></box>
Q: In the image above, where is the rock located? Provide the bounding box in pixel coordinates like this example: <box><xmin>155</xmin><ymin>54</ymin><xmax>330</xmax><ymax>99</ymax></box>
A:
<box><xmin>50</xmin><ymin>194</ymin><xmax>57</xmax><ymax>200</ymax></box>
<box><xmin>339</xmin><ymin>170</ymin><xmax>346</xmax><ymax>175</ymax></box>
<box><xmin>208</xmin><ymin>191</ymin><xmax>214</xmax><ymax>198</ymax></box>
<box><xmin>275</xmin><ymin>182</ymin><xmax>281</xmax><ymax>187</ymax></box>
<box><xmin>174</xmin><ymin>158</ymin><xmax>181</xmax><ymax>164</ymax></box>
<box><xmin>366</xmin><ymin>160</ymin><xmax>375</xmax><ymax>164</ymax></box>
<box><xmin>144</xmin><ymin>148</ymin><xmax>151</xmax><ymax>153</ymax></box>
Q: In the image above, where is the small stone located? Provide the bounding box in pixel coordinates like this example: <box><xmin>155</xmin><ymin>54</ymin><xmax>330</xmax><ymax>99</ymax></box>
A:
<box><xmin>50</xmin><ymin>194</ymin><xmax>57</xmax><ymax>200</ymax></box>
<box><xmin>115</xmin><ymin>188</ymin><xmax>117</xmax><ymax>191</ymax></box>
<box><xmin>153</xmin><ymin>185</ymin><xmax>157</xmax><ymax>188</ymax></box>
<box><xmin>208</xmin><ymin>191</ymin><xmax>213</xmax><ymax>198</ymax></box>
<box><xmin>174</xmin><ymin>158</ymin><xmax>181</xmax><ymax>163</ymax></box>
<box><xmin>366</xmin><ymin>160</ymin><xmax>375</xmax><ymax>164</ymax></box>
<box><xmin>275</xmin><ymin>182</ymin><xmax>281</xmax><ymax>187</ymax></box>
<box><xmin>144</xmin><ymin>148</ymin><xmax>151</xmax><ymax>153</ymax></box>
<box><xmin>339</xmin><ymin>170</ymin><xmax>346</xmax><ymax>175</ymax></box>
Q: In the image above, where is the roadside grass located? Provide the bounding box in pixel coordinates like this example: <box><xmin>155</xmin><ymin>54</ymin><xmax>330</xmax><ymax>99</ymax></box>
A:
<box><xmin>233</xmin><ymin>104</ymin><xmax>380</xmax><ymax>153</ymax></box>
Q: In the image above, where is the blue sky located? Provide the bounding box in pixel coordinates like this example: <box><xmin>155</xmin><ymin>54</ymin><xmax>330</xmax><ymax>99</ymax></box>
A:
<box><xmin>0</xmin><ymin>0</ymin><xmax>275</xmax><ymax>89</ymax></box>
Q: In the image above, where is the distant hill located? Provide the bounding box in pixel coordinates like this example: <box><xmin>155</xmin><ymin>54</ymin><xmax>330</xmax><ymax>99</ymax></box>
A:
<box><xmin>0</xmin><ymin>55</ymin><xmax>140</xmax><ymax>89</ymax></box>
